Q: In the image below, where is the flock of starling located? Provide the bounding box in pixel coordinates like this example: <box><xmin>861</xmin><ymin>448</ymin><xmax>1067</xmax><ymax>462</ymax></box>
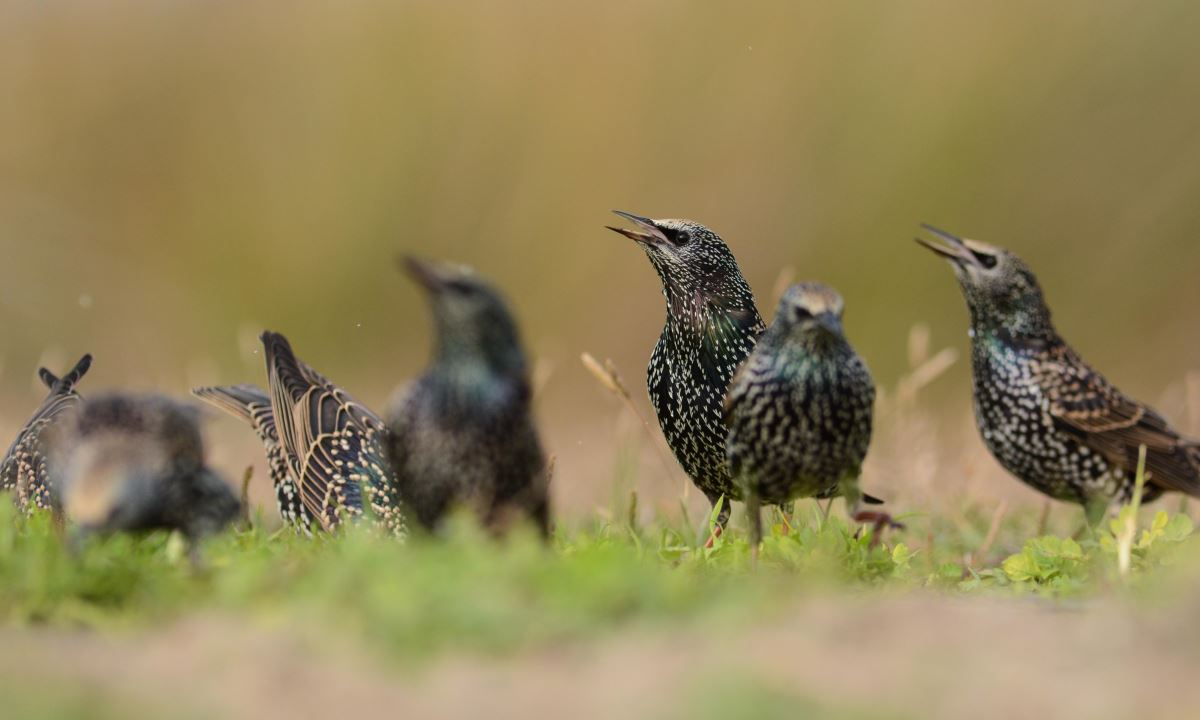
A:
<box><xmin>2</xmin><ymin>217</ymin><xmax>1199</xmax><ymax>556</ymax></box>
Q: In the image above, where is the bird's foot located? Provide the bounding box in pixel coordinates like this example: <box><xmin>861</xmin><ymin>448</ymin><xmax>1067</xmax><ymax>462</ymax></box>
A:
<box><xmin>703</xmin><ymin>523</ymin><xmax>724</xmax><ymax>549</ymax></box>
<box><xmin>779</xmin><ymin>508</ymin><xmax>794</xmax><ymax>536</ymax></box>
<box><xmin>852</xmin><ymin>510</ymin><xmax>904</xmax><ymax>546</ymax></box>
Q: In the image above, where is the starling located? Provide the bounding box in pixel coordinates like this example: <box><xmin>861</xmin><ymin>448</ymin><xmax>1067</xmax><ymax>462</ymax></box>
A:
<box><xmin>191</xmin><ymin>384</ymin><xmax>315</xmax><ymax>533</ymax></box>
<box><xmin>725</xmin><ymin>283</ymin><xmax>891</xmax><ymax>554</ymax></box>
<box><xmin>261</xmin><ymin>331</ymin><xmax>406</xmax><ymax>536</ymax></box>
<box><xmin>383</xmin><ymin>258</ymin><xmax>549</xmax><ymax>536</ymax></box>
<box><xmin>918</xmin><ymin>225</ymin><xmax>1200</xmax><ymax>522</ymax></box>
<box><xmin>56</xmin><ymin>393</ymin><xmax>241</xmax><ymax>545</ymax></box>
<box><xmin>0</xmin><ymin>354</ymin><xmax>92</xmax><ymax>513</ymax></box>
<box><xmin>607</xmin><ymin>212</ymin><xmax>765</xmax><ymax>529</ymax></box>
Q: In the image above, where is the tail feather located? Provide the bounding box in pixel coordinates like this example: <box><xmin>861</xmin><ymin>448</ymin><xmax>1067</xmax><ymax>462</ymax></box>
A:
<box><xmin>38</xmin><ymin>354</ymin><xmax>93</xmax><ymax>394</ymax></box>
<box><xmin>192</xmin><ymin>384</ymin><xmax>271</xmax><ymax>426</ymax></box>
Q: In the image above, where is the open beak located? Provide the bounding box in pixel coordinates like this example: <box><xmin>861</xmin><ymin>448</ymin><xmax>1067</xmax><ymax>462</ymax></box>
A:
<box><xmin>606</xmin><ymin>210</ymin><xmax>669</xmax><ymax>246</ymax></box>
<box><xmin>401</xmin><ymin>255</ymin><xmax>448</xmax><ymax>292</ymax></box>
<box><xmin>915</xmin><ymin>224</ymin><xmax>978</xmax><ymax>267</ymax></box>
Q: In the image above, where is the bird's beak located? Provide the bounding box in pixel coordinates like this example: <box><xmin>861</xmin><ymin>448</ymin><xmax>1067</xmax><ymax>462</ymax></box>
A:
<box><xmin>816</xmin><ymin>312</ymin><xmax>844</xmax><ymax>337</ymax></box>
<box><xmin>401</xmin><ymin>255</ymin><xmax>449</xmax><ymax>292</ymax></box>
<box><xmin>915</xmin><ymin>224</ymin><xmax>978</xmax><ymax>267</ymax></box>
<box><xmin>606</xmin><ymin>210</ymin><xmax>669</xmax><ymax>246</ymax></box>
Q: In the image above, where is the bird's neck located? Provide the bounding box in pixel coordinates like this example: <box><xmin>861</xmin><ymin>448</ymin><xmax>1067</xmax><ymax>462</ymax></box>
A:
<box><xmin>661</xmin><ymin>277</ymin><xmax>761</xmax><ymax>338</ymax></box>
<box><xmin>969</xmin><ymin>318</ymin><xmax>1058</xmax><ymax>359</ymax></box>
<box><xmin>428</xmin><ymin>356</ymin><xmax>529</xmax><ymax>415</ymax></box>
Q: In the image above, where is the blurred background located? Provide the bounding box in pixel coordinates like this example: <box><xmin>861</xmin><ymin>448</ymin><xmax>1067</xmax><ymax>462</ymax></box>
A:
<box><xmin>3</xmin><ymin>0</ymin><xmax>1200</xmax><ymax>524</ymax></box>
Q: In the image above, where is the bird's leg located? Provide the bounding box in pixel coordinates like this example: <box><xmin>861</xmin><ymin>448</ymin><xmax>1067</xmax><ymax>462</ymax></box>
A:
<box><xmin>779</xmin><ymin>501</ymin><xmax>795</xmax><ymax>536</ymax></box>
<box><xmin>819</xmin><ymin>498</ymin><xmax>834</xmax><ymax>525</ymax></box>
<box><xmin>747</xmin><ymin>491</ymin><xmax>762</xmax><ymax>567</ymax></box>
<box><xmin>702</xmin><ymin>497</ymin><xmax>730</xmax><ymax>549</ymax></box>
<box><xmin>844</xmin><ymin>479</ymin><xmax>902</xmax><ymax>547</ymax></box>
<box><xmin>1036</xmin><ymin>499</ymin><xmax>1052</xmax><ymax>536</ymax></box>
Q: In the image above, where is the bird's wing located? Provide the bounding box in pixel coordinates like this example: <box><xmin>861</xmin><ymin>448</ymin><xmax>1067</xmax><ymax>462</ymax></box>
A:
<box><xmin>0</xmin><ymin>354</ymin><xmax>93</xmax><ymax>510</ymax></box>
<box><xmin>192</xmin><ymin>384</ymin><xmax>313</xmax><ymax>531</ymax></box>
<box><xmin>262</xmin><ymin>332</ymin><xmax>403</xmax><ymax>534</ymax></box>
<box><xmin>704</xmin><ymin>305</ymin><xmax>764</xmax><ymax>416</ymax></box>
<box><xmin>1042</xmin><ymin>344</ymin><xmax>1200</xmax><ymax>496</ymax></box>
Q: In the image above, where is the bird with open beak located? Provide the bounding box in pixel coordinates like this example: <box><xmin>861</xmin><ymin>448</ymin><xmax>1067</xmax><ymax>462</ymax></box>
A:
<box><xmin>607</xmin><ymin>211</ymin><xmax>766</xmax><ymax>540</ymax></box>
<box><xmin>918</xmin><ymin>224</ymin><xmax>1200</xmax><ymax>524</ymax></box>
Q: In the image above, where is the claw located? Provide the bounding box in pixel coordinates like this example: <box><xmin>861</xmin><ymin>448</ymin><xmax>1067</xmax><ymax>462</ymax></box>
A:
<box><xmin>852</xmin><ymin>510</ymin><xmax>904</xmax><ymax>547</ymax></box>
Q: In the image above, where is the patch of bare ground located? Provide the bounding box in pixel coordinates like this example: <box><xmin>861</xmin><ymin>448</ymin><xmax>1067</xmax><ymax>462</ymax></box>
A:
<box><xmin>4</xmin><ymin>590</ymin><xmax>1200</xmax><ymax>720</ymax></box>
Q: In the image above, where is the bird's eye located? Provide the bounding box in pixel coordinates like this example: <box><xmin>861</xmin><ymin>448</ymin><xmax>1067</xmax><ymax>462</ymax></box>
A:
<box><xmin>790</xmin><ymin>305</ymin><xmax>812</xmax><ymax>323</ymax></box>
<box><xmin>972</xmin><ymin>251</ymin><xmax>998</xmax><ymax>270</ymax></box>
<box><xmin>674</xmin><ymin>230</ymin><xmax>690</xmax><ymax>246</ymax></box>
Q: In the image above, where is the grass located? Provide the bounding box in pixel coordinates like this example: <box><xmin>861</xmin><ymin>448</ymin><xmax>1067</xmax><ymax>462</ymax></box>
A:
<box><xmin>0</xmin><ymin>488</ymin><xmax>1195</xmax><ymax>667</ymax></box>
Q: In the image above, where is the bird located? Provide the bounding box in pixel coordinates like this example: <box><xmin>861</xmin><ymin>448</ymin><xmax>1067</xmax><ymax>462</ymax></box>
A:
<box><xmin>191</xmin><ymin>384</ymin><xmax>314</xmax><ymax>533</ymax></box>
<box><xmin>607</xmin><ymin>211</ymin><xmax>765</xmax><ymax>534</ymax></box>
<box><xmin>0</xmin><ymin>354</ymin><xmax>93</xmax><ymax>513</ymax></box>
<box><xmin>918</xmin><ymin>224</ymin><xmax>1200</xmax><ymax>523</ymax></box>
<box><xmin>384</xmin><ymin>257</ymin><xmax>549</xmax><ymax>537</ymax></box>
<box><xmin>261</xmin><ymin>331</ymin><xmax>406</xmax><ymax>537</ymax></box>
<box><xmin>55</xmin><ymin>393</ymin><xmax>241</xmax><ymax>549</ymax></box>
<box><xmin>725</xmin><ymin>283</ymin><xmax>892</xmax><ymax>556</ymax></box>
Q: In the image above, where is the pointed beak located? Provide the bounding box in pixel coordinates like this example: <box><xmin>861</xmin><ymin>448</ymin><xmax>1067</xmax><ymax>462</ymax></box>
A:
<box><xmin>606</xmin><ymin>210</ymin><xmax>669</xmax><ymax>246</ymax></box>
<box><xmin>915</xmin><ymin>224</ymin><xmax>978</xmax><ymax>267</ymax></box>
<box><xmin>401</xmin><ymin>255</ymin><xmax>448</xmax><ymax>292</ymax></box>
<box><xmin>816</xmin><ymin>312</ymin><xmax>844</xmax><ymax>337</ymax></box>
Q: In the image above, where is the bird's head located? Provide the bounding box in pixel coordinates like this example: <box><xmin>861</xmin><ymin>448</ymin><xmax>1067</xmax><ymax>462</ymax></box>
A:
<box><xmin>59</xmin><ymin>434</ymin><xmax>168</xmax><ymax>535</ymax></box>
<box><xmin>403</xmin><ymin>257</ymin><xmax>528</xmax><ymax>380</ymax></box>
<box><xmin>917</xmin><ymin>225</ymin><xmax>1052</xmax><ymax>337</ymax></box>
<box><xmin>606</xmin><ymin>211</ymin><xmax>752</xmax><ymax>307</ymax></box>
<box><xmin>773</xmin><ymin>282</ymin><xmax>849</xmax><ymax>351</ymax></box>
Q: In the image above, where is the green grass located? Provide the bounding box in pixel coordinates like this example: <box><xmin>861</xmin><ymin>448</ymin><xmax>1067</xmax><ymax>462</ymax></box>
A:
<box><xmin>0</xmin><ymin>493</ymin><xmax>1195</xmax><ymax>666</ymax></box>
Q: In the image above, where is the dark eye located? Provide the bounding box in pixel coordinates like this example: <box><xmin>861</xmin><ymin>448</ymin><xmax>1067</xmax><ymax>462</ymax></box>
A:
<box><xmin>972</xmin><ymin>251</ymin><xmax>998</xmax><ymax>269</ymax></box>
<box><xmin>447</xmin><ymin>280</ymin><xmax>475</xmax><ymax>295</ymax></box>
<box><xmin>790</xmin><ymin>305</ymin><xmax>812</xmax><ymax>323</ymax></box>
<box><xmin>674</xmin><ymin>230</ymin><xmax>690</xmax><ymax>246</ymax></box>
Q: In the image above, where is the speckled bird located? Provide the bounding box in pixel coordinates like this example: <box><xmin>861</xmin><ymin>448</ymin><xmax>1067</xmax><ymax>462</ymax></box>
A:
<box><xmin>919</xmin><ymin>225</ymin><xmax>1200</xmax><ymax>522</ymax></box>
<box><xmin>607</xmin><ymin>212</ymin><xmax>765</xmax><ymax>528</ymax></box>
<box><xmin>56</xmin><ymin>393</ymin><xmax>240</xmax><ymax>547</ymax></box>
<box><xmin>0</xmin><ymin>354</ymin><xmax>92</xmax><ymax>513</ymax></box>
<box><xmin>384</xmin><ymin>258</ymin><xmax>549</xmax><ymax>536</ymax></box>
<box><xmin>192</xmin><ymin>384</ymin><xmax>315</xmax><ymax>533</ymax></box>
<box><xmin>261</xmin><ymin>331</ymin><xmax>406</xmax><ymax>537</ymax></box>
<box><xmin>725</xmin><ymin>284</ymin><xmax>890</xmax><ymax>552</ymax></box>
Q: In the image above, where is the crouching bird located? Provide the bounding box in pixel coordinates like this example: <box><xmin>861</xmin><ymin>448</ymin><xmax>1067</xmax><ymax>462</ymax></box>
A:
<box><xmin>725</xmin><ymin>283</ymin><xmax>895</xmax><ymax>559</ymax></box>
<box><xmin>56</xmin><ymin>393</ymin><xmax>241</xmax><ymax>554</ymax></box>
<box><xmin>0</xmin><ymin>354</ymin><xmax>93</xmax><ymax>513</ymax></box>
<box><xmin>918</xmin><ymin>225</ymin><xmax>1200</xmax><ymax>524</ymax></box>
<box><xmin>607</xmin><ymin>212</ymin><xmax>765</xmax><ymax>539</ymax></box>
<box><xmin>384</xmin><ymin>258</ymin><xmax>549</xmax><ymax>537</ymax></box>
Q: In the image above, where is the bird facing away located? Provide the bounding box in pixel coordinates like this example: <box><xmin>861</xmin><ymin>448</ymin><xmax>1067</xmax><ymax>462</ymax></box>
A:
<box><xmin>56</xmin><ymin>393</ymin><xmax>240</xmax><ymax>544</ymax></box>
<box><xmin>192</xmin><ymin>384</ymin><xmax>314</xmax><ymax>534</ymax></box>
<box><xmin>262</xmin><ymin>331</ymin><xmax>406</xmax><ymax>537</ymax></box>
<box><xmin>725</xmin><ymin>284</ymin><xmax>887</xmax><ymax>553</ymax></box>
<box><xmin>384</xmin><ymin>257</ymin><xmax>549</xmax><ymax>536</ymax></box>
<box><xmin>918</xmin><ymin>225</ymin><xmax>1200</xmax><ymax>522</ymax></box>
<box><xmin>0</xmin><ymin>354</ymin><xmax>92</xmax><ymax>513</ymax></box>
<box><xmin>607</xmin><ymin>211</ymin><xmax>765</xmax><ymax>529</ymax></box>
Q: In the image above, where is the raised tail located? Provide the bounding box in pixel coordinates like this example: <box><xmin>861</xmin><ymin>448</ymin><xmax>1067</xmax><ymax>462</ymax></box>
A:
<box><xmin>38</xmin><ymin>354</ymin><xmax>93</xmax><ymax>394</ymax></box>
